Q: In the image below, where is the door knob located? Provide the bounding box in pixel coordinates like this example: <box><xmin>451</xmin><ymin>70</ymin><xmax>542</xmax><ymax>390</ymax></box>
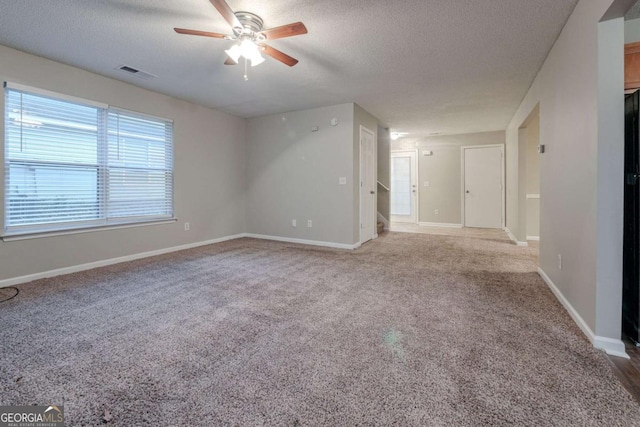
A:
<box><xmin>466</xmin><ymin>190</ymin><xmax>470</xmax><ymax>193</ymax></box>
<box><xmin>370</xmin><ymin>191</ymin><xmax>375</xmax><ymax>194</ymax></box>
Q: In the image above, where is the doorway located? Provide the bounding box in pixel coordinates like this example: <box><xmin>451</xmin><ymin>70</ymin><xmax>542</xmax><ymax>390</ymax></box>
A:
<box><xmin>624</xmin><ymin>90</ymin><xmax>640</xmax><ymax>343</ymax></box>
<box><xmin>360</xmin><ymin>126</ymin><xmax>376</xmax><ymax>244</ymax></box>
<box><xmin>518</xmin><ymin>105</ymin><xmax>541</xmax><ymax>246</ymax></box>
<box><xmin>390</xmin><ymin>150</ymin><xmax>418</xmax><ymax>223</ymax></box>
<box><xmin>462</xmin><ymin>145</ymin><xmax>504</xmax><ymax>229</ymax></box>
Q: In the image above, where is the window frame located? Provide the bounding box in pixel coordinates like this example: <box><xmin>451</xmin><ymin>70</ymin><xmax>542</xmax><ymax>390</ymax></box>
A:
<box><xmin>2</xmin><ymin>82</ymin><xmax>176</xmax><ymax>240</ymax></box>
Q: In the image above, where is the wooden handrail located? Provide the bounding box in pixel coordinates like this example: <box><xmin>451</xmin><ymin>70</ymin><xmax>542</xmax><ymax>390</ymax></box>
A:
<box><xmin>377</xmin><ymin>181</ymin><xmax>390</xmax><ymax>191</ymax></box>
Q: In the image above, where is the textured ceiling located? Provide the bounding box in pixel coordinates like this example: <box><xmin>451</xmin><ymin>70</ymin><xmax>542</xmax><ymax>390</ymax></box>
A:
<box><xmin>627</xmin><ymin>0</ymin><xmax>640</xmax><ymax>20</ymax></box>
<box><xmin>0</xmin><ymin>0</ymin><xmax>580</xmax><ymax>137</ymax></box>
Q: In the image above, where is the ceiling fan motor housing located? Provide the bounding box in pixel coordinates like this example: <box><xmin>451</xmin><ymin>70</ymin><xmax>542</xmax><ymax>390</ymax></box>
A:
<box><xmin>233</xmin><ymin>11</ymin><xmax>265</xmax><ymax>39</ymax></box>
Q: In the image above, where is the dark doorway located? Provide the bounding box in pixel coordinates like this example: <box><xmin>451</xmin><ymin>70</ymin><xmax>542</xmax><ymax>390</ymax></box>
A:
<box><xmin>623</xmin><ymin>91</ymin><xmax>640</xmax><ymax>344</ymax></box>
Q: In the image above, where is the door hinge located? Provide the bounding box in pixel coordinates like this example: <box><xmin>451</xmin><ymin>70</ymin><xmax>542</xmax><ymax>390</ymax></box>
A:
<box><xmin>627</xmin><ymin>173</ymin><xmax>640</xmax><ymax>186</ymax></box>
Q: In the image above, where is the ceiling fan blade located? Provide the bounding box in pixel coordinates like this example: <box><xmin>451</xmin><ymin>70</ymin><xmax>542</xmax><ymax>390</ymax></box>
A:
<box><xmin>224</xmin><ymin>57</ymin><xmax>237</xmax><ymax>65</ymax></box>
<box><xmin>209</xmin><ymin>0</ymin><xmax>242</xmax><ymax>29</ymax></box>
<box><xmin>260</xmin><ymin>44</ymin><xmax>299</xmax><ymax>67</ymax></box>
<box><xmin>260</xmin><ymin>22</ymin><xmax>308</xmax><ymax>41</ymax></box>
<box><xmin>174</xmin><ymin>28</ymin><xmax>226</xmax><ymax>39</ymax></box>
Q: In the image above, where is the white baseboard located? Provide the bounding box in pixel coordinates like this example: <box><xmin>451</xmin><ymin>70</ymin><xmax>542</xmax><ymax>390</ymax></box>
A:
<box><xmin>417</xmin><ymin>222</ymin><xmax>463</xmax><ymax>228</ymax></box>
<box><xmin>0</xmin><ymin>232</ymin><xmax>360</xmax><ymax>289</ymax></box>
<box><xmin>377</xmin><ymin>212</ymin><xmax>390</xmax><ymax>230</ymax></box>
<box><xmin>526</xmin><ymin>236</ymin><xmax>540</xmax><ymax>241</ymax></box>
<box><xmin>537</xmin><ymin>267</ymin><xmax>629</xmax><ymax>359</ymax></box>
<box><xmin>244</xmin><ymin>233</ymin><xmax>359</xmax><ymax>250</ymax></box>
<box><xmin>504</xmin><ymin>227</ymin><xmax>528</xmax><ymax>246</ymax></box>
<box><xmin>594</xmin><ymin>336</ymin><xmax>629</xmax><ymax>359</ymax></box>
<box><xmin>0</xmin><ymin>233</ymin><xmax>246</xmax><ymax>289</ymax></box>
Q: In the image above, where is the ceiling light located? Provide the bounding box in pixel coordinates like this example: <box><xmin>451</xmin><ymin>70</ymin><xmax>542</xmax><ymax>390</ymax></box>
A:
<box><xmin>391</xmin><ymin>132</ymin><xmax>408</xmax><ymax>140</ymax></box>
<box><xmin>241</xmin><ymin>39</ymin><xmax>264</xmax><ymax>67</ymax></box>
<box><xmin>250</xmin><ymin>52</ymin><xmax>265</xmax><ymax>67</ymax></box>
<box><xmin>224</xmin><ymin>44</ymin><xmax>242</xmax><ymax>63</ymax></box>
<box><xmin>225</xmin><ymin>38</ymin><xmax>265</xmax><ymax>68</ymax></box>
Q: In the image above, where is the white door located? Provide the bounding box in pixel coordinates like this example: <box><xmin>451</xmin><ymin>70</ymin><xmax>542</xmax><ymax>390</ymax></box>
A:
<box><xmin>463</xmin><ymin>145</ymin><xmax>503</xmax><ymax>228</ymax></box>
<box><xmin>390</xmin><ymin>151</ymin><xmax>417</xmax><ymax>223</ymax></box>
<box><xmin>360</xmin><ymin>126</ymin><xmax>376</xmax><ymax>243</ymax></box>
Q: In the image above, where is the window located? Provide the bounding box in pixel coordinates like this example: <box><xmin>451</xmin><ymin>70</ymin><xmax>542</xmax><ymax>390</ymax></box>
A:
<box><xmin>3</xmin><ymin>83</ymin><xmax>174</xmax><ymax>237</ymax></box>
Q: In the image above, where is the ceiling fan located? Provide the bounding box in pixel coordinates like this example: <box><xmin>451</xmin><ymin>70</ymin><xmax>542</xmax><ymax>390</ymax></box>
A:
<box><xmin>174</xmin><ymin>0</ymin><xmax>307</xmax><ymax>70</ymax></box>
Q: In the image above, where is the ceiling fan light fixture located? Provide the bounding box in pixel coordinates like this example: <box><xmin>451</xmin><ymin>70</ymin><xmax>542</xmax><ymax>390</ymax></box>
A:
<box><xmin>240</xmin><ymin>39</ymin><xmax>258</xmax><ymax>57</ymax></box>
<box><xmin>225</xmin><ymin>44</ymin><xmax>242</xmax><ymax>63</ymax></box>
<box><xmin>225</xmin><ymin>38</ymin><xmax>264</xmax><ymax>67</ymax></box>
<box><xmin>250</xmin><ymin>54</ymin><xmax>265</xmax><ymax>67</ymax></box>
<box><xmin>390</xmin><ymin>132</ymin><xmax>408</xmax><ymax>140</ymax></box>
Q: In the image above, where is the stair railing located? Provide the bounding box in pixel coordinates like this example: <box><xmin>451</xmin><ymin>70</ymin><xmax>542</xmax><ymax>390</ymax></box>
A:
<box><xmin>377</xmin><ymin>181</ymin><xmax>390</xmax><ymax>192</ymax></box>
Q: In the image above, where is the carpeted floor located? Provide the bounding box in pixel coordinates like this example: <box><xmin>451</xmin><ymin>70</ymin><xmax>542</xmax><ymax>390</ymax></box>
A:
<box><xmin>1</xmin><ymin>232</ymin><xmax>639</xmax><ymax>426</ymax></box>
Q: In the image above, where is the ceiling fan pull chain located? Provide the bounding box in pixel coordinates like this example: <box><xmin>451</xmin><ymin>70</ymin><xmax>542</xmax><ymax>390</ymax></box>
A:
<box><xmin>244</xmin><ymin>57</ymin><xmax>249</xmax><ymax>81</ymax></box>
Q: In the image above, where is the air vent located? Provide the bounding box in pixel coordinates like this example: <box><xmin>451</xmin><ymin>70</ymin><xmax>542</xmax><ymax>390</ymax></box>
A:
<box><xmin>116</xmin><ymin>65</ymin><xmax>157</xmax><ymax>80</ymax></box>
<box><xmin>120</xmin><ymin>65</ymin><xmax>138</xmax><ymax>73</ymax></box>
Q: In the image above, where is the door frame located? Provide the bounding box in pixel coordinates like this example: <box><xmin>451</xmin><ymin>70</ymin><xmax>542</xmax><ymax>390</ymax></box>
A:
<box><xmin>461</xmin><ymin>144</ymin><xmax>505</xmax><ymax>228</ymax></box>
<box><xmin>623</xmin><ymin>90</ymin><xmax>640</xmax><ymax>342</ymax></box>
<box><xmin>359</xmin><ymin>125</ymin><xmax>376</xmax><ymax>245</ymax></box>
<box><xmin>390</xmin><ymin>149</ymin><xmax>419</xmax><ymax>224</ymax></box>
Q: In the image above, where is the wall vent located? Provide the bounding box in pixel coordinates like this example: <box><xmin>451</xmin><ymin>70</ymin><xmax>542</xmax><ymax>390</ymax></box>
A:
<box><xmin>116</xmin><ymin>65</ymin><xmax>157</xmax><ymax>80</ymax></box>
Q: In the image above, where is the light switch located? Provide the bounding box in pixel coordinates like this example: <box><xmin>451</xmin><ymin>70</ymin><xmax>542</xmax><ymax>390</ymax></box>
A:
<box><xmin>339</xmin><ymin>177</ymin><xmax>347</xmax><ymax>185</ymax></box>
<box><xmin>424</xmin><ymin>181</ymin><xmax>430</xmax><ymax>187</ymax></box>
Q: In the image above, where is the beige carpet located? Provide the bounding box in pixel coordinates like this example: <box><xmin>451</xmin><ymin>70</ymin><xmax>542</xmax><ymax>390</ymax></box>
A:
<box><xmin>1</xmin><ymin>232</ymin><xmax>639</xmax><ymax>426</ymax></box>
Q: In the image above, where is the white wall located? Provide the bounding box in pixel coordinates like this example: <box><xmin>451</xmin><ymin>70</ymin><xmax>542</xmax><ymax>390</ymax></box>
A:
<box><xmin>625</xmin><ymin>16</ymin><xmax>640</xmax><ymax>42</ymax></box>
<box><xmin>377</xmin><ymin>126</ymin><xmax>391</xmax><ymax>222</ymax></box>
<box><xmin>392</xmin><ymin>131</ymin><xmax>505</xmax><ymax>225</ymax></box>
<box><xmin>0</xmin><ymin>45</ymin><xmax>246</xmax><ymax>283</ymax></box>
<box><xmin>506</xmin><ymin>0</ymin><xmax>632</xmax><ymax>356</ymax></box>
<box><xmin>246</xmin><ymin>103</ymin><xmax>366</xmax><ymax>247</ymax></box>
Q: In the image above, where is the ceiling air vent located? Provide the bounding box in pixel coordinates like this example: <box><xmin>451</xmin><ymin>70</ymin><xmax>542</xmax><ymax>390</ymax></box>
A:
<box><xmin>116</xmin><ymin>65</ymin><xmax>157</xmax><ymax>80</ymax></box>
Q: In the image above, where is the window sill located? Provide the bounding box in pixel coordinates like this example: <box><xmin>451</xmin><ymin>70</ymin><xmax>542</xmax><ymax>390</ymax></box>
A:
<box><xmin>1</xmin><ymin>218</ymin><xmax>178</xmax><ymax>242</ymax></box>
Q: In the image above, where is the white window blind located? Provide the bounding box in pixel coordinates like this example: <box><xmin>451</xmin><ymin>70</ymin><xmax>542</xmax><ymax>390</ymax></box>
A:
<box><xmin>4</xmin><ymin>83</ymin><xmax>174</xmax><ymax>236</ymax></box>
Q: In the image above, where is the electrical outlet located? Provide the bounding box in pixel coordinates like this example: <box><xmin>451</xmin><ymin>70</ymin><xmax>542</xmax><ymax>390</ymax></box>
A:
<box><xmin>424</xmin><ymin>181</ymin><xmax>430</xmax><ymax>187</ymax></box>
<box><xmin>307</xmin><ymin>220</ymin><xmax>313</xmax><ymax>228</ymax></box>
<box><xmin>339</xmin><ymin>177</ymin><xmax>347</xmax><ymax>185</ymax></box>
<box><xmin>558</xmin><ymin>254</ymin><xmax>562</xmax><ymax>270</ymax></box>
<box><xmin>292</xmin><ymin>219</ymin><xmax>297</xmax><ymax>227</ymax></box>
<box><xmin>434</xmin><ymin>209</ymin><xmax>439</xmax><ymax>215</ymax></box>
<box><xmin>184</xmin><ymin>222</ymin><xmax>190</xmax><ymax>231</ymax></box>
